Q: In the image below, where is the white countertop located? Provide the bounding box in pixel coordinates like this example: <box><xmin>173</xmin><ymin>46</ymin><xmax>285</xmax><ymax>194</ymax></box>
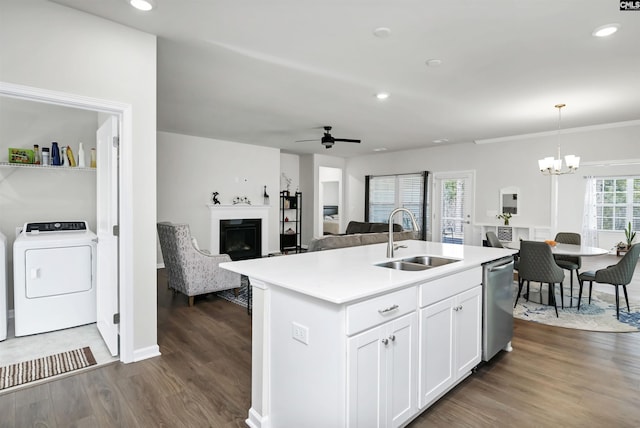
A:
<box><xmin>220</xmin><ymin>240</ymin><xmax>516</xmax><ymax>305</ymax></box>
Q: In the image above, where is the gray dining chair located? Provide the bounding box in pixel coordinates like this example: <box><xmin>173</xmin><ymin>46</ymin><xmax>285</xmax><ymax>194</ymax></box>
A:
<box><xmin>486</xmin><ymin>231</ymin><xmax>502</xmax><ymax>248</ymax></box>
<box><xmin>514</xmin><ymin>241</ymin><xmax>565</xmax><ymax>317</ymax></box>
<box><xmin>486</xmin><ymin>231</ymin><xmax>520</xmax><ymax>271</ymax></box>
<box><xmin>554</xmin><ymin>232</ymin><xmax>582</xmax><ymax>307</ymax></box>
<box><xmin>577</xmin><ymin>243</ymin><xmax>640</xmax><ymax>319</ymax></box>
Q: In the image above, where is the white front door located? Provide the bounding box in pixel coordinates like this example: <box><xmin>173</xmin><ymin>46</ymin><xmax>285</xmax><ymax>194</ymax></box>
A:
<box><xmin>433</xmin><ymin>171</ymin><xmax>475</xmax><ymax>245</ymax></box>
<box><xmin>96</xmin><ymin>116</ymin><xmax>119</xmax><ymax>356</ymax></box>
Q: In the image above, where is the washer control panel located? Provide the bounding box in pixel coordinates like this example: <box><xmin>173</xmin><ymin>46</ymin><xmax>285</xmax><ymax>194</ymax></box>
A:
<box><xmin>25</xmin><ymin>221</ymin><xmax>88</xmax><ymax>233</ymax></box>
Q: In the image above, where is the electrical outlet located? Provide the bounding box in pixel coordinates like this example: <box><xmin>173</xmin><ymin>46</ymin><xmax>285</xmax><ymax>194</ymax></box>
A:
<box><xmin>292</xmin><ymin>322</ymin><xmax>309</xmax><ymax>345</ymax></box>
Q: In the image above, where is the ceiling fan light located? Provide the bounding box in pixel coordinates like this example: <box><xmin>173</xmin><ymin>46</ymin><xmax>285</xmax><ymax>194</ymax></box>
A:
<box><xmin>129</xmin><ymin>0</ymin><xmax>155</xmax><ymax>11</ymax></box>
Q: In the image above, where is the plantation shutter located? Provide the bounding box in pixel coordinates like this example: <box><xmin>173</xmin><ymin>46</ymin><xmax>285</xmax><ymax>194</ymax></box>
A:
<box><xmin>365</xmin><ymin>172</ymin><xmax>428</xmax><ymax>239</ymax></box>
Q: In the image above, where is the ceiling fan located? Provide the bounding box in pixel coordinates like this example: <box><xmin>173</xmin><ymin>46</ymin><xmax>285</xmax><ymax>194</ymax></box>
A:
<box><xmin>296</xmin><ymin>126</ymin><xmax>361</xmax><ymax>149</ymax></box>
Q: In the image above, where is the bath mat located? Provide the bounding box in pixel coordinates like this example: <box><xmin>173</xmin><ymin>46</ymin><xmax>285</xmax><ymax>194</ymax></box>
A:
<box><xmin>0</xmin><ymin>346</ymin><xmax>96</xmax><ymax>390</ymax></box>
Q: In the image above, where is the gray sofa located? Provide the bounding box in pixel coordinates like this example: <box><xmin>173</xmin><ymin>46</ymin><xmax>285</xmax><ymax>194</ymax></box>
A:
<box><xmin>308</xmin><ymin>230</ymin><xmax>417</xmax><ymax>252</ymax></box>
<box><xmin>345</xmin><ymin>221</ymin><xmax>403</xmax><ymax>234</ymax></box>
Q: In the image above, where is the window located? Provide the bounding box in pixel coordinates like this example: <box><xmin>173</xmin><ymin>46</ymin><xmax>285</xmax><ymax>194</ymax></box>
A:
<box><xmin>595</xmin><ymin>177</ymin><xmax>640</xmax><ymax>231</ymax></box>
<box><xmin>365</xmin><ymin>172</ymin><xmax>428</xmax><ymax>239</ymax></box>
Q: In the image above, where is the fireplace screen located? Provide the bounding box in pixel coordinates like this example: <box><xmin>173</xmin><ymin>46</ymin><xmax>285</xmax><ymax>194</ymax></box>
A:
<box><xmin>220</xmin><ymin>218</ymin><xmax>262</xmax><ymax>260</ymax></box>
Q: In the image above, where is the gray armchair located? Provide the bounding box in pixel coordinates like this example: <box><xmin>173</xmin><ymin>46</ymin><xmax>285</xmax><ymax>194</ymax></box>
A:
<box><xmin>578</xmin><ymin>243</ymin><xmax>640</xmax><ymax>319</ymax></box>
<box><xmin>157</xmin><ymin>222</ymin><xmax>241</xmax><ymax>306</ymax></box>
<box><xmin>515</xmin><ymin>241</ymin><xmax>565</xmax><ymax>317</ymax></box>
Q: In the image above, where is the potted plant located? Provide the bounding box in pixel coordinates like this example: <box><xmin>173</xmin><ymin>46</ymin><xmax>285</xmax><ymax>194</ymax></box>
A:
<box><xmin>496</xmin><ymin>212</ymin><xmax>512</xmax><ymax>226</ymax></box>
<box><xmin>624</xmin><ymin>221</ymin><xmax>636</xmax><ymax>249</ymax></box>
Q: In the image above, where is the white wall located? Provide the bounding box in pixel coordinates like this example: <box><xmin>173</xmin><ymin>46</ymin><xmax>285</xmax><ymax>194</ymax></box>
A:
<box><xmin>157</xmin><ymin>132</ymin><xmax>281</xmax><ymax>258</ymax></box>
<box><xmin>0</xmin><ymin>0</ymin><xmax>158</xmax><ymax>358</ymax></box>
<box><xmin>280</xmin><ymin>153</ymin><xmax>300</xmax><ymax>194</ymax></box>
<box><xmin>0</xmin><ymin>98</ymin><xmax>98</xmax><ymax>309</ymax></box>
<box><xmin>346</xmin><ymin>122</ymin><xmax>640</xmax><ymax>246</ymax></box>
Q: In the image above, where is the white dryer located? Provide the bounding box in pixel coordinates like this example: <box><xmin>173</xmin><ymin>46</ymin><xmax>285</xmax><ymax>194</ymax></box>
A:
<box><xmin>13</xmin><ymin>221</ymin><xmax>97</xmax><ymax>337</ymax></box>
<box><xmin>0</xmin><ymin>230</ymin><xmax>7</xmax><ymax>341</ymax></box>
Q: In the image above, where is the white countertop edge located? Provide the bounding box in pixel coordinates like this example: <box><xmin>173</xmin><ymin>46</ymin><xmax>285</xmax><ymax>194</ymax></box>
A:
<box><xmin>221</xmin><ymin>240</ymin><xmax>517</xmax><ymax>305</ymax></box>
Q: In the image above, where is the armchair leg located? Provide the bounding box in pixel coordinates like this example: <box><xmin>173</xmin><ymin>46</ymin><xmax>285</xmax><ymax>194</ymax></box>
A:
<box><xmin>188</xmin><ymin>296</ymin><xmax>195</xmax><ymax>307</ymax></box>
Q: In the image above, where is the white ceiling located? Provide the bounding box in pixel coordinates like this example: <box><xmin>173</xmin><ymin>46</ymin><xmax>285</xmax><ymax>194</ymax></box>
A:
<box><xmin>50</xmin><ymin>0</ymin><xmax>640</xmax><ymax>157</ymax></box>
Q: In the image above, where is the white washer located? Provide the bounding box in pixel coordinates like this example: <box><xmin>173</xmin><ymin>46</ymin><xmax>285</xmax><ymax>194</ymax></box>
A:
<box><xmin>13</xmin><ymin>221</ymin><xmax>97</xmax><ymax>337</ymax></box>
<box><xmin>0</xmin><ymin>230</ymin><xmax>7</xmax><ymax>341</ymax></box>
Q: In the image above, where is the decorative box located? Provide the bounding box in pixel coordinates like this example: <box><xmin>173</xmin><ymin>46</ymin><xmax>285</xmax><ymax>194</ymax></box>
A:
<box><xmin>497</xmin><ymin>226</ymin><xmax>513</xmax><ymax>242</ymax></box>
<box><xmin>8</xmin><ymin>148</ymin><xmax>35</xmax><ymax>164</ymax></box>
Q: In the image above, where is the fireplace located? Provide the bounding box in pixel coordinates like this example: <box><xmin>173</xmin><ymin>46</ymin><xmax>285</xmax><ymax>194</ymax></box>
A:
<box><xmin>220</xmin><ymin>219</ymin><xmax>262</xmax><ymax>261</ymax></box>
<box><xmin>208</xmin><ymin>204</ymin><xmax>269</xmax><ymax>258</ymax></box>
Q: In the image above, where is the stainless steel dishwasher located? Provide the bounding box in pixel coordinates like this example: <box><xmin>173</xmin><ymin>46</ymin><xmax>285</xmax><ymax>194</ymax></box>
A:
<box><xmin>481</xmin><ymin>256</ymin><xmax>515</xmax><ymax>362</ymax></box>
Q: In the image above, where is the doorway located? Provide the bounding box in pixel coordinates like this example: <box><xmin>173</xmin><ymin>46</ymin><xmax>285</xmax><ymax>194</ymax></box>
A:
<box><xmin>319</xmin><ymin>167</ymin><xmax>343</xmax><ymax>236</ymax></box>
<box><xmin>433</xmin><ymin>171</ymin><xmax>475</xmax><ymax>245</ymax></box>
<box><xmin>0</xmin><ymin>82</ymin><xmax>129</xmax><ymax>363</ymax></box>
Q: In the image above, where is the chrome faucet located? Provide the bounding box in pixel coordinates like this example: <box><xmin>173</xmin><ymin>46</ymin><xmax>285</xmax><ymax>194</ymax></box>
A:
<box><xmin>387</xmin><ymin>207</ymin><xmax>419</xmax><ymax>258</ymax></box>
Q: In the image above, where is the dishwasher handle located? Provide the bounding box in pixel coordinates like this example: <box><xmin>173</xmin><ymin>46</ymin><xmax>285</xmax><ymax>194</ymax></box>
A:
<box><xmin>486</xmin><ymin>258</ymin><xmax>514</xmax><ymax>272</ymax></box>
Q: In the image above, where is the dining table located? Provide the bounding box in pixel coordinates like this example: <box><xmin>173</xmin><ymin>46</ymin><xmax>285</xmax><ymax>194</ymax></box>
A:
<box><xmin>504</xmin><ymin>240</ymin><xmax>610</xmax><ymax>306</ymax></box>
<box><xmin>503</xmin><ymin>241</ymin><xmax>609</xmax><ymax>257</ymax></box>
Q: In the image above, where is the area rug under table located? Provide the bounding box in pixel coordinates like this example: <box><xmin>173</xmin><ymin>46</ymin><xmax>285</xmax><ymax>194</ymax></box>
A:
<box><xmin>514</xmin><ymin>286</ymin><xmax>640</xmax><ymax>332</ymax></box>
<box><xmin>0</xmin><ymin>346</ymin><xmax>97</xmax><ymax>390</ymax></box>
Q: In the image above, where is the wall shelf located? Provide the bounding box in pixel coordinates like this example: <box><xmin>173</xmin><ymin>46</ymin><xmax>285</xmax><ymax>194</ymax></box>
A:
<box><xmin>0</xmin><ymin>162</ymin><xmax>95</xmax><ymax>171</ymax></box>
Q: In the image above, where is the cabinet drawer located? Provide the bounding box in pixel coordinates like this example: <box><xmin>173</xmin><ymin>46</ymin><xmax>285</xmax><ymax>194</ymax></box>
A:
<box><xmin>346</xmin><ymin>287</ymin><xmax>417</xmax><ymax>336</ymax></box>
<box><xmin>419</xmin><ymin>267</ymin><xmax>482</xmax><ymax>308</ymax></box>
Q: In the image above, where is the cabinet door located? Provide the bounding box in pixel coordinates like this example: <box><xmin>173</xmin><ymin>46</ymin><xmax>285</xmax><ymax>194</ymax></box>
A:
<box><xmin>454</xmin><ymin>286</ymin><xmax>482</xmax><ymax>378</ymax></box>
<box><xmin>418</xmin><ymin>296</ymin><xmax>455</xmax><ymax>409</ymax></box>
<box><xmin>387</xmin><ymin>313</ymin><xmax>418</xmax><ymax>428</ymax></box>
<box><xmin>348</xmin><ymin>325</ymin><xmax>386</xmax><ymax>428</ymax></box>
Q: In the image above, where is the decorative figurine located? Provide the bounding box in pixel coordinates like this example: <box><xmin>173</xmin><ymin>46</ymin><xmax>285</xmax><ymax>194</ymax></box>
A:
<box><xmin>212</xmin><ymin>192</ymin><xmax>221</xmax><ymax>205</ymax></box>
<box><xmin>232</xmin><ymin>196</ymin><xmax>251</xmax><ymax>205</ymax></box>
<box><xmin>263</xmin><ymin>185</ymin><xmax>270</xmax><ymax>205</ymax></box>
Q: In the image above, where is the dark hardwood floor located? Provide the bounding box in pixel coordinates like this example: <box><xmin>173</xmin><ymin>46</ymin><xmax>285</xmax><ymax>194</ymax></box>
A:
<box><xmin>2</xmin><ymin>268</ymin><xmax>640</xmax><ymax>427</ymax></box>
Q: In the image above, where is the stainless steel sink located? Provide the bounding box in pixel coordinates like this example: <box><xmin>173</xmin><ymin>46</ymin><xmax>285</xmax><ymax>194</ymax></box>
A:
<box><xmin>400</xmin><ymin>256</ymin><xmax>460</xmax><ymax>267</ymax></box>
<box><xmin>375</xmin><ymin>261</ymin><xmax>431</xmax><ymax>271</ymax></box>
<box><xmin>375</xmin><ymin>255</ymin><xmax>460</xmax><ymax>271</ymax></box>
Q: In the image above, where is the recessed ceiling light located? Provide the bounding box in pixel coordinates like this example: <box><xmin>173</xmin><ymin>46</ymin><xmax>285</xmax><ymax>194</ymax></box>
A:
<box><xmin>129</xmin><ymin>0</ymin><xmax>155</xmax><ymax>11</ymax></box>
<box><xmin>373</xmin><ymin>148</ymin><xmax>388</xmax><ymax>152</ymax></box>
<box><xmin>376</xmin><ymin>92</ymin><xmax>390</xmax><ymax>100</ymax></box>
<box><xmin>373</xmin><ymin>27</ymin><xmax>391</xmax><ymax>38</ymax></box>
<box><xmin>432</xmin><ymin>138</ymin><xmax>449</xmax><ymax>144</ymax></box>
<box><xmin>592</xmin><ymin>23</ymin><xmax>620</xmax><ymax>37</ymax></box>
<box><xmin>425</xmin><ymin>59</ymin><xmax>442</xmax><ymax>67</ymax></box>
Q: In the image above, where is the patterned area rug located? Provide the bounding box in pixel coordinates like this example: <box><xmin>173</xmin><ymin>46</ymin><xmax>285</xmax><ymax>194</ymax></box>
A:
<box><xmin>216</xmin><ymin>276</ymin><xmax>250</xmax><ymax>308</ymax></box>
<box><xmin>514</xmin><ymin>283</ymin><xmax>640</xmax><ymax>332</ymax></box>
<box><xmin>0</xmin><ymin>347</ymin><xmax>96</xmax><ymax>390</ymax></box>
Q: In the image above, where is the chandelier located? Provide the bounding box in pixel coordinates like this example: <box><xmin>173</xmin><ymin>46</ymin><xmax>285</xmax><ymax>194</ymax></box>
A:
<box><xmin>538</xmin><ymin>103</ymin><xmax>580</xmax><ymax>175</ymax></box>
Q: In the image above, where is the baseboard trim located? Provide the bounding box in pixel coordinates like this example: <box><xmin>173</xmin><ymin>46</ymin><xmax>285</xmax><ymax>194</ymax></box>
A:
<box><xmin>132</xmin><ymin>345</ymin><xmax>161</xmax><ymax>362</ymax></box>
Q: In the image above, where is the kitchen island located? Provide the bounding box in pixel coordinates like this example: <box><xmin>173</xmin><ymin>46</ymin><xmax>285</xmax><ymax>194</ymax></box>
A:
<box><xmin>221</xmin><ymin>240</ymin><xmax>516</xmax><ymax>428</ymax></box>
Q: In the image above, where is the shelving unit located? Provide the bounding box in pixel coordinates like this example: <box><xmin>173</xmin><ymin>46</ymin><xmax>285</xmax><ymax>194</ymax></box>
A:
<box><xmin>280</xmin><ymin>191</ymin><xmax>302</xmax><ymax>254</ymax></box>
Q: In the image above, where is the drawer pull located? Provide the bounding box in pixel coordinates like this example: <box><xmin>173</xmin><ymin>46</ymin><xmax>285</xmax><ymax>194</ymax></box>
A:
<box><xmin>378</xmin><ymin>304</ymin><xmax>399</xmax><ymax>314</ymax></box>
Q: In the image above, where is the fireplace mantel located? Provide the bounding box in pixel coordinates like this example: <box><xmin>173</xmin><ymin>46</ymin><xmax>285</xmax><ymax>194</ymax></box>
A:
<box><xmin>208</xmin><ymin>204</ymin><xmax>269</xmax><ymax>257</ymax></box>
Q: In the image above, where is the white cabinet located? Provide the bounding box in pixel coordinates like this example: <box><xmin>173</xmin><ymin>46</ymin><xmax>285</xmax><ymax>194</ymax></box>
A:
<box><xmin>419</xmin><ymin>282</ymin><xmax>482</xmax><ymax>409</ymax></box>
<box><xmin>347</xmin><ymin>312</ymin><xmax>418</xmax><ymax>428</ymax></box>
<box><xmin>477</xmin><ymin>223</ymin><xmax>551</xmax><ymax>244</ymax></box>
